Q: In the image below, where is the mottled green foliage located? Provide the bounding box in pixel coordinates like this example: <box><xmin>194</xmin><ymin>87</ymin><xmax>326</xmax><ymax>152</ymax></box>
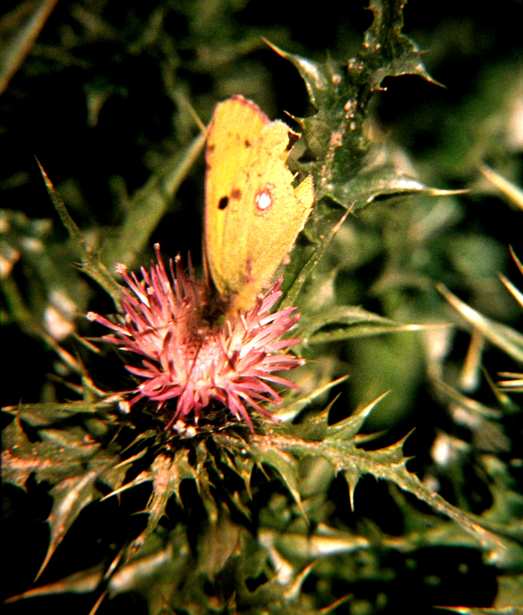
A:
<box><xmin>2</xmin><ymin>0</ymin><xmax>523</xmax><ymax>614</ymax></box>
<box><xmin>275</xmin><ymin>0</ymin><xmax>445</xmax><ymax>211</ymax></box>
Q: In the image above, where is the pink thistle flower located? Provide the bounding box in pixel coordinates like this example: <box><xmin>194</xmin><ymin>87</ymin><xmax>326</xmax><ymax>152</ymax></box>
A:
<box><xmin>87</xmin><ymin>244</ymin><xmax>304</xmax><ymax>431</ymax></box>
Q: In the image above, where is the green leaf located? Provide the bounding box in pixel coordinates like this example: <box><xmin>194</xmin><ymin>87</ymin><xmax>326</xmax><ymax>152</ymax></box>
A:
<box><xmin>37</xmin><ymin>161</ymin><xmax>122</xmax><ymax>305</ymax></box>
<box><xmin>438</xmin><ymin>284</ymin><xmax>523</xmax><ymax>363</ymax></box>
<box><xmin>131</xmin><ymin>450</ymin><xmax>197</xmax><ymax>551</ymax></box>
<box><xmin>363</xmin><ymin>0</ymin><xmax>438</xmax><ymax>86</ymax></box>
<box><xmin>300</xmin><ymin>304</ymin><xmax>435</xmax><ymax>344</ymax></box>
<box><xmin>281</xmin><ymin>209</ymin><xmax>349</xmax><ymax>310</ymax></box>
<box><xmin>198</xmin><ymin>514</ymin><xmax>244</xmax><ymax>578</ymax></box>
<box><xmin>270</xmin><ymin>0</ymin><xmax>440</xmax><ymax>211</ymax></box>
<box><xmin>481</xmin><ymin>164</ymin><xmax>523</xmax><ymax>212</ymax></box>
<box><xmin>0</xmin><ymin>0</ymin><xmax>59</xmax><ymax>95</ymax></box>
<box><xmin>253</xmin><ymin>423</ymin><xmax>511</xmax><ymax>559</ymax></box>
<box><xmin>2</xmin><ymin>417</ymin><xmax>99</xmax><ymax>488</ymax></box>
<box><xmin>335</xmin><ymin>166</ymin><xmax>466</xmax><ymax>213</ymax></box>
<box><xmin>6</xmin><ymin>542</ymin><xmax>180</xmax><ymax>604</ymax></box>
<box><xmin>37</xmin><ymin>471</ymin><xmax>100</xmax><ymax>579</ymax></box>
<box><xmin>325</xmin><ymin>391</ymin><xmax>389</xmax><ymax>441</ymax></box>
<box><xmin>2</xmin><ymin>399</ymin><xmax>117</xmax><ymax>422</ymax></box>
<box><xmin>274</xmin><ymin>375</ymin><xmax>349</xmax><ymax>423</ymax></box>
<box><xmin>252</xmin><ymin>444</ymin><xmax>303</xmax><ymax>513</ymax></box>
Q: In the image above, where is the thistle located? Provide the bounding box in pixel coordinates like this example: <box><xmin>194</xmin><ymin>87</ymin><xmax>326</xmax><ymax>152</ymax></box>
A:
<box><xmin>87</xmin><ymin>244</ymin><xmax>303</xmax><ymax>430</ymax></box>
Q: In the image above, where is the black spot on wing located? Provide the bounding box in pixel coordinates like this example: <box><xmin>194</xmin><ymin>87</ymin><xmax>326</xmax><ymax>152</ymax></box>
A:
<box><xmin>218</xmin><ymin>196</ymin><xmax>229</xmax><ymax>210</ymax></box>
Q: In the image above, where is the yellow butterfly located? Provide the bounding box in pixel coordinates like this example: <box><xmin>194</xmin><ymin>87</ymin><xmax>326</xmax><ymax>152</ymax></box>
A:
<box><xmin>204</xmin><ymin>95</ymin><xmax>315</xmax><ymax>314</ymax></box>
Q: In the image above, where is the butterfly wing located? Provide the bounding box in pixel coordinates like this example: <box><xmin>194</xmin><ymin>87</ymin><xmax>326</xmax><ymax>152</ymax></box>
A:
<box><xmin>205</xmin><ymin>96</ymin><xmax>268</xmax><ymax>300</ymax></box>
<box><xmin>204</xmin><ymin>95</ymin><xmax>314</xmax><ymax>312</ymax></box>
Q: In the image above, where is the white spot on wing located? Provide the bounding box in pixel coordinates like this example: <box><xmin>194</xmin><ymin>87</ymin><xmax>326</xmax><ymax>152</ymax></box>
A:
<box><xmin>255</xmin><ymin>184</ymin><xmax>274</xmax><ymax>212</ymax></box>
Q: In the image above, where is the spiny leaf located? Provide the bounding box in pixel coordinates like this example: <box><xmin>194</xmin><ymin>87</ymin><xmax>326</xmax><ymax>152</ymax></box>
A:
<box><xmin>438</xmin><ymin>283</ymin><xmax>523</xmax><ymax>362</ymax></box>
<box><xmin>432</xmin><ymin>378</ymin><xmax>502</xmax><ymax>420</ymax></box>
<box><xmin>498</xmin><ymin>371</ymin><xmax>523</xmax><ymax>392</ymax></box>
<box><xmin>480</xmin><ymin>164</ymin><xmax>523</xmax><ymax>211</ymax></box>
<box><xmin>0</xmin><ymin>207</ymin><xmax>90</xmax><ymax>341</ymax></box>
<box><xmin>37</xmin><ymin>470</ymin><xmax>100</xmax><ymax>579</ymax></box>
<box><xmin>274</xmin><ymin>375</ymin><xmax>349</xmax><ymax>423</ymax></box>
<box><xmin>282</xmin><ymin>209</ymin><xmax>349</xmax><ymax>310</ymax></box>
<box><xmin>333</xmin><ymin>166</ymin><xmax>467</xmax><ymax>213</ymax></box>
<box><xmin>4</xmin><ymin>566</ymin><xmax>104</xmax><ymax>603</ymax></box>
<box><xmin>2</xmin><ymin>419</ymin><xmax>100</xmax><ymax>488</ymax></box>
<box><xmin>261</xmin><ymin>526</ymin><xmax>372</xmax><ymax>561</ymax></box>
<box><xmin>509</xmin><ymin>246</ymin><xmax>523</xmax><ymax>276</ymax></box>
<box><xmin>301</xmin><ymin>304</ymin><xmax>437</xmax><ymax>344</ymax></box>
<box><xmin>325</xmin><ymin>391</ymin><xmax>389</xmax><ymax>441</ymax></box>
<box><xmin>2</xmin><ymin>399</ymin><xmax>117</xmax><ymax>421</ymax></box>
<box><xmin>131</xmin><ymin>451</ymin><xmax>196</xmax><ymax>551</ymax></box>
<box><xmin>259</xmin><ymin>428</ymin><xmax>510</xmax><ymax>557</ymax></box>
<box><xmin>259</xmin><ymin>512</ymin><xmax>518</xmax><ymax>571</ymax></box>
<box><xmin>36</xmin><ymin>161</ymin><xmax>122</xmax><ymax>304</ymax></box>
<box><xmin>500</xmin><ymin>247</ymin><xmax>523</xmax><ymax>310</ymax></box>
<box><xmin>36</xmin><ymin>453</ymin><xmax>125</xmax><ymax>577</ymax></box>
<box><xmin>198</xmin><ymin>514</ymin><xmax>244</xmax><ymax>578</ymax></box>
<box><xmin>269</xmin><ymin>0</ymin><xmax>441</xmax><ymax>211</ymax></box>
<box><xmin>499</xmin><ymin>274</ymin><xmax>523</xmax><ymax>310</ymax></box>
<box><xmin>0</xmin><ymin>0</ymin><xmax>59</xmax><ymax>95</ymax></box>
<box><xmin>251</xmin><ymin>443</ymin><xmax>304</xmax><ymax>513</ymax></box>
<box><xmin>283</xmin><ymin>562</ymin><xmax>317</xmax><ymax>604</ymax></box>
<box><xmin>170</xmin><ymin>447</ymin><xmax>199</xmax><ymax>503</ymax></box>
<box><xmin>476</xmin><ymin>459</ymin><xmax>521</xmax><ymax>523</ymax></box>
<box><xmin>343</xmin><ymin>465</ymin><xmax>361</xmax><ymax>513</ymax></box>
<box><xmin>363</xmin><ymin>0</ymin><xmax>438</xmax><ymax>86</ymax></box>
<box><xmin>1</xmin><ymin>416</ymin><xmax>39</xmax><ymax>488</ymax></box>
<box><xmin>6</xmin><ymin>543</ymin><xmax>179</xmax><ymax>604</ymax></box>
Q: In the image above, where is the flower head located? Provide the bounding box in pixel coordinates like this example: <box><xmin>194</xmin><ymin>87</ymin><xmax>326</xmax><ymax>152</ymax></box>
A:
<box><xmin>87</xmin><ymin>244</ymin><xmax>303</xmax><ymax>430</ymax></box>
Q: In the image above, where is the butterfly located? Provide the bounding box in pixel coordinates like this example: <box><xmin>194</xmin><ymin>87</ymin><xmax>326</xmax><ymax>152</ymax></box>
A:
<box><xmin>204</xmin><ymin>95</ymin><xmax>314</xmax><ymax>314</ymax></box>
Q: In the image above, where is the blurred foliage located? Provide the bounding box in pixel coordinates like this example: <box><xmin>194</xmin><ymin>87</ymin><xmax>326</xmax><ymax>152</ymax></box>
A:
<box><xmin>1</xmin><ymin>1</ymin><xmax>523</xmax><ymax>614</ymax></box>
